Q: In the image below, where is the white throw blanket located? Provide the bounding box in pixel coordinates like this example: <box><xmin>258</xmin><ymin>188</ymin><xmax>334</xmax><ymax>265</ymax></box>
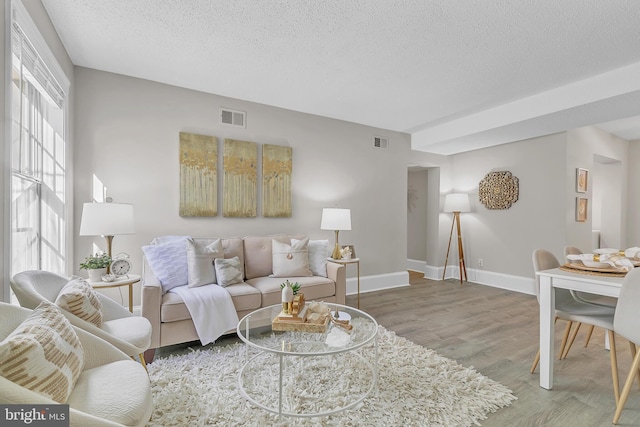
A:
<box><xmin>170</xmin><ymin>284</ymin><xmax>239</xmax><ymax>345</ymax></box>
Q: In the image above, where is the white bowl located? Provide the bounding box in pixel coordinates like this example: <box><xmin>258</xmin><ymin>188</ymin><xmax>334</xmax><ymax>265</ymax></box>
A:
<box><xmin>581</xmin><ymin>260</ymin><xmax>610</xmax><ymax>269</ymax></box>
<box><xmin>594</xmin><ymin>248</ymin><xmax>619</xmax><ymax>254</ymax></box>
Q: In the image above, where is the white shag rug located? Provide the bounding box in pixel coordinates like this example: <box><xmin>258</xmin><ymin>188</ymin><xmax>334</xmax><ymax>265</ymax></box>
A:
<box><xmin>147</xmin><ymin>323</ymin><xmax>516</xmax><ymax>426</ymax></box>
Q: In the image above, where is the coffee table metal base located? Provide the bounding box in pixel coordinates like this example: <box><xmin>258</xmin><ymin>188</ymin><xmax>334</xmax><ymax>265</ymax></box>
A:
<box><xmin>238</xmin><ymin>341</ymin><xmax>378</xmax><ymax>418</ymax></box>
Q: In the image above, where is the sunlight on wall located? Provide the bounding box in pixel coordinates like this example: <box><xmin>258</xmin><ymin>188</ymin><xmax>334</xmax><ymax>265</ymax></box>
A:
<box><xmin>92</xmin><ymin>174</ymin><xmax>107</xmax><ymax>202</ymax></box>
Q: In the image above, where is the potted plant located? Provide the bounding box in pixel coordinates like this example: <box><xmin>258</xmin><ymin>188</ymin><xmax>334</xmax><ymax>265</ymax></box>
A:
<box><xmin>80</xmin><ymin>252</ymin><xmax>112</xmax><ymax>282</ymax></box>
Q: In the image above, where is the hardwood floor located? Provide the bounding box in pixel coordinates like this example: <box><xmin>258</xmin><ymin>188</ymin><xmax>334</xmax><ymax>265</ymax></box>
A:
<box><xmin>157</xmin><ymin>272</ymin><xmax>640</xmax><ymax>425</ymax></box>
<box><xmin>350</xmin><ymin>272</ymin><xmax>639</xmax><ymax>426</ymax></box>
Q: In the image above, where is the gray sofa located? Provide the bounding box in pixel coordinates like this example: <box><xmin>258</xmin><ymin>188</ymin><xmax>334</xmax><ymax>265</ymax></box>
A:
<box><xmin>141</xmin><ymin>234</ymin><xmax>346</xmax><ymax>350</ymax></box>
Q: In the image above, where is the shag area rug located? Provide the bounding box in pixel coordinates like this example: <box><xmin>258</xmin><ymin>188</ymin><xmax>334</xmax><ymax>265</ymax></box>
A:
<box><xmin>147</xmin><ymin>323</ymin><xmax>516</xmax><ymax>426</ymax></box>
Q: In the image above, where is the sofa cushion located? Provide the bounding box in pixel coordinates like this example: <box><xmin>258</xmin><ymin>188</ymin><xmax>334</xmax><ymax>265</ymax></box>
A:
<box><xmin>215</xmin><ymin>257</ymin><xmax>244</xmax><ymax>287</ymax></box>
<box><xmin>247</xmin><ymin>276</ymin><xmax>336</xmax><ymax>307</ymax></box>
<box><xmin>243</xmin><ymin>234</ymin><xmax>305</xmax><ymax>280</ymax></box>
<box><xmin>272</xmin><ymin>238</ymin><xmax>312</xmax><ymax>277</ymax></box>
<box><xmin>160</xmin><ymin>283</ymin><xmax>261</xmax><ymax>323</ymax></box>
<box><xmin>186</xmin><ymin>238</ymin><xmax>223</xmax><ymax>288</ymax></box>
<box><xmin>293</xmin><ymin>238</ymin><xmax>329</xmax><ymax>277</ymax></box>
<box><xmin>142</xmin><ymin>236</ymin><xmax>189</xmax><ymax>293</ymax></box>
<box><xmin>160</xmin><ymin>292</ymin><xmax>192</xmax><ymax>323</ymax></box>
<box><xmin>0</xmin><ymin>301</ymin><xmax>84</xmax><ymax>403</ymax></box>
<box><xmin>55</xmin><ymin>277</ymin><xmax>104</xmax><ymax>327</ymax></box>
<box><xmin>224</xmin><ymin>282</ymin><xmax>262</xmax><ymax>312</ymax></box>
<box><xmin>243</xmin><ymin>235</ymin><xmax>277</xmax><ymax>279</ymax></box>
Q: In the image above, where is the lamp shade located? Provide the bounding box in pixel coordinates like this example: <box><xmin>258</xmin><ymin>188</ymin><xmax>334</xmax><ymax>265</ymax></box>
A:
<box><xmin>79</xmin><ymin>203</ymin><xmax>135</xmax><ymax>236</ymax></box>
<box><xmin>320</xmin><ymin>208</ymin><xmax>351</xmax><ymax>231</ymax></box>
<box><xmin>443</xmin><ymin>193</ymin><xmax>470</xmax><ymax>213</ymax></box>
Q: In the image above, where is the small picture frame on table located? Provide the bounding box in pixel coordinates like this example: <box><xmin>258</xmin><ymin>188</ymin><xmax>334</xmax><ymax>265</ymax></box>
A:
<box><xmin>576</xmin><ymin>197</ymin><xmax>588</xmax><ymax>222</ymax></box>
<box><xmin>576</xmin><ymin>168</ymin><xmax>589</xmax><ymax>193</ymax></box>
<box><xmin>339</xmin><ymin>245</ymin><xmax>356</xmax><ymax>260</ymax></box>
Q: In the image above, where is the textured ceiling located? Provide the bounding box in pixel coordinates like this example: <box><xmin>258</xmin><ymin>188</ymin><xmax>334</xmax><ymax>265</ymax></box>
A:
<box><xmin>41</xmin><ymin>0</ymin><xmax>640</xmax><ymax>154</ymax></box>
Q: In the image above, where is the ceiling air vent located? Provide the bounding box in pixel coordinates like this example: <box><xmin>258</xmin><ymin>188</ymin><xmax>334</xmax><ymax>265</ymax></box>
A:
<box><xmin>373</xmin><ymin>136</ymin><xmax>389</xmax><ymax>149</ymax></box>
<box><xmin>220</xmin><ymin>108</ymin><xmax>246</xmax><ymax>128</ymax></box>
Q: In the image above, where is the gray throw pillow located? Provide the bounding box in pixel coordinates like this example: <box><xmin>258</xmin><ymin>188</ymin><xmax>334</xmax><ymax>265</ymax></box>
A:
<box><xmin>214</xmin><ymin>256</ymin><xmax>243</xmax><ymax>287</ymax></box>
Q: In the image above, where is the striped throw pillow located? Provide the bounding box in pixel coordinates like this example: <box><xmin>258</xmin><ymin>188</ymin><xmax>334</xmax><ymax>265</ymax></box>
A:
<box><xmin>0</xmin><ymin>301</ymin><xmax>84</xmax><ymax>403</ymax></box>
<box><xmin>55</xmin><ymin>278</ymin><xmax>103</xmax><ymax>327</ymax></box>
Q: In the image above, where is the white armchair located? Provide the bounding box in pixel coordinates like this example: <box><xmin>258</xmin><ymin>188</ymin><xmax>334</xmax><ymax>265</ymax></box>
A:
<box><xmin>0</xmin><ymin>302</ymin><xmax>152</xmax><ymax>427</ymax></box>
<box><xmin>11</xmin><ymin>270</ymin><xmax>152</xmax><ymax>369</ymax></box>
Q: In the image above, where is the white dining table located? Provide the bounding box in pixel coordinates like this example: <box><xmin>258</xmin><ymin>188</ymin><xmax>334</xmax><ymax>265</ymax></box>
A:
<box><xmin>536</xmin><ymin>267</ymin><xmax>624</xmax><ymax>390</ymax></box>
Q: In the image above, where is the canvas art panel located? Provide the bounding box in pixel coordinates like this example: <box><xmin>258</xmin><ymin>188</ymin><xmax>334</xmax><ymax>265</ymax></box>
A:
<box><xmin>576</xmin><ymin>197</ymin><xmax>588</xmax><ymax>222</ymax></box>
<box><xmin>262</xmin><ymin>144</ymin><xmax>292</xmax><ymax>217</ymax></box>
<box><xmin>576</xmin><ymin>168</ymin><xmax>588</xmax><ymax>193</ymax></box>
<box><xmin>223</xmin><ymin>139</ymin><xmax>257</xmax><ymax>217</ymax></box>
<box><xmin>179</xmin><ymin>132</ymin><xmax>217</xmax><ymax>217</ymax></box>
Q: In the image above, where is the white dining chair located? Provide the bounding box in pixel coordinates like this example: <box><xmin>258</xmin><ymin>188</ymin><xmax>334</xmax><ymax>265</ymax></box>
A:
<box><xmin>612</xmin><ymin>267</ymin><xmax>640</xmax><ymax>424</ymax></box>
<box><xmin>562</xmin><ymin>246</ymin><xmax>618</xmax><ymax>356</ymax></box>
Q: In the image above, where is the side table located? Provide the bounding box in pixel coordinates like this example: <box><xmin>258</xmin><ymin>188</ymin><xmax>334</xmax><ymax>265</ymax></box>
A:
<box><xmin>329</xmin><ymin>258</ymin><xmax>361</xmax><ymax>308</ymax></box>
<box><xmin>88</xmin><ymin>274</ymin><xmax>141</xmax><ymax>313</ymax></box>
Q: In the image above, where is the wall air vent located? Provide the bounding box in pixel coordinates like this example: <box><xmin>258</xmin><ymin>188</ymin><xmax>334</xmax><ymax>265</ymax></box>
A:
<box><xmin>220</xmin><ymin>108</ymin><xmax>246</xmax><ymax>128</ymax></box>
<box><xmin>373</xmin><ymin>136</ymin><xmax>389</xmax><ymax>149</ymax></box>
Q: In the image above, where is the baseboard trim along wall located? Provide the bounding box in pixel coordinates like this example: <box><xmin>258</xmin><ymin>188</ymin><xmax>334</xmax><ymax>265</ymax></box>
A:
<box><xmin>345</xmin><ymin>271</ymin><xmax>410</xmax><ymax>296</ymax></box>
<box><xmin>407</xmin><ymin>259</ymin><xmax>535</xmax><ymax>296</ymax></box>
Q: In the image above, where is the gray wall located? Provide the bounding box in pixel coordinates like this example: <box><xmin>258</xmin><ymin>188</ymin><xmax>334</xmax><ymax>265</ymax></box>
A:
<box><xmin>445</xmin><ymin>133</ymin><xmax>568</xmax><ymax>278</ymax></box>
<box><xmin>73</xmin><ymin>67</ymin><xmax>412</xmax><ymax>302</ymax></box>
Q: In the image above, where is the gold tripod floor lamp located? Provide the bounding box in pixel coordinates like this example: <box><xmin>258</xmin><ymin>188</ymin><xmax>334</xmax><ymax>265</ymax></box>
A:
<box><xmin>442</xmin><ymin>193</ymin><xmax>470</xmax><ymax>283</ymax></box>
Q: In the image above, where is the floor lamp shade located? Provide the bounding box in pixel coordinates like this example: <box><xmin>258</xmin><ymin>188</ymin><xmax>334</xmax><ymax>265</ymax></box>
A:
<box><xmin>320</xmin><ymin>208</ymin><xmax>351</xmax><ymax>259</ymax></box>
<box><xmin>443</xmin><ymin>193</ymin><xmax>470</xmax><ymax>213</ymax></box>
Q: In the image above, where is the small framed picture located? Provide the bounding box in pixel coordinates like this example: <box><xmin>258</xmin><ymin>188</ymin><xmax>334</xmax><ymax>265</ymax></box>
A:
<box><xmin>576</xmin><ymin>197</ymin><xmax>588</xmax><ymax>222</ymax></box>
<box><xmin>340</xmin><ymin>245</ymin><xmax>356</xmax><ymax>259</ymax></box>
<box><xmin>576</xmin><ymin>168</ymin><xmax>589</xmax><ymax>193</ymax></box>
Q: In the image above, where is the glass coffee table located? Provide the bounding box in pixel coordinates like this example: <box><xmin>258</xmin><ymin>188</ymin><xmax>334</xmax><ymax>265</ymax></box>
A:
<box><xmin>236</xmin><ymin>303</ymin><xmax>378</xmax><ymax>418</ymax></box>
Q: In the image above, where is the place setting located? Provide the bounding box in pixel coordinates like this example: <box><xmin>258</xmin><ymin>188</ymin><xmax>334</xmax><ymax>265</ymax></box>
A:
<box><xmin>562</xmin><ymin>247</ymin><xmax>640</xmax><ymax>276</ymax></box>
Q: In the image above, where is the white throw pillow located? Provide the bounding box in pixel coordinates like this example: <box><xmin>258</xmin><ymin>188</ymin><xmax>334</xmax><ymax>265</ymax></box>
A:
<box><xmin>272</xmin><ymin>238</ymin><xmax>312</xmax><ymax>277</ymax></box>
<box><xmin>292</xmin><ymin>238</ymin><xmax>328</xmax><ymax>277</ymax></box>
<box><xmin>142</xmin><ymin>236</ymin><xmax>190</xmax><ymax>294</ymax></box>
<box><xmin>214</xmin><ymin>256</ymin><xmax>244</xmax><ymax>287</ymax></box>
<box><xmin>186</xmin><ymin>238</ymin><xmax>223</xmax><ymax>288</ymax></box>
<box><xmin>0</xmin><ymin>301</ymin><xmax>84</xmax><ymax>403</ymax></box>
<box><xmin>55</xmin><ymin>277</ymin><xmax>103</xmax><ymax>327</ymax></box>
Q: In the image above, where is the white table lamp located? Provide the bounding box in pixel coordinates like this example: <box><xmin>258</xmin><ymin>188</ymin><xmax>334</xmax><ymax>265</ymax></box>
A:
<box><xmin>79</xmin><ymin>202</ymin><xmax>135</xmax><ymax>262</ymax></box>
<box><xmin>320</xmin><ymin>208</ymin><xmax>351</xmax><ymax>259</ymax></box>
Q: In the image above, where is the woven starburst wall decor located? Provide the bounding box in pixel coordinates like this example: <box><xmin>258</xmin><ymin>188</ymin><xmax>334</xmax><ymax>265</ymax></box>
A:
<box><xmin>478</xmin><ymin>171</ymin><xmax>519</xmax><ymax>209</ymax></box>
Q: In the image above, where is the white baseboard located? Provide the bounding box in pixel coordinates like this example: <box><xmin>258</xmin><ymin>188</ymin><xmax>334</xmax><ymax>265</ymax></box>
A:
<box><xmin>345</xmin><ymin>270</ymin><xmax>409</xmax><ymax>296</ymax></box>
<box><xmin>407</xmin><ymin>259</ymin><xmax>535</xmax><ymax>296</ymax></box>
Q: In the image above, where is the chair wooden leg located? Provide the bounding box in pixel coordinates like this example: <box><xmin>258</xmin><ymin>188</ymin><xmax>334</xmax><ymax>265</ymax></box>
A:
<box><xmin>560</xmin><ymin>321</ymin><xmax>577</xmax><ymax>359</ymax></box>
<box><xmin>583</xmin><ymin>324</ymin><xmax>595</xmax><ymax>347</ymax></box>
<box><xmin>608</xmin><ymin>330</ymin><xmax>620</xmax><ymax>404</ymax></box>
<box><xmin>613</xmin><ymin>347</ymin><xmax>640</xmax><ymax>424</ymax></box>
<box><xmin>530</xmin><ymin>349</ymin><xmax>541</xmax><ymax>374</ymax></box>
<box><xmin>629</xmin><ymin>342</ymin><xmax>640</xmax><ymax>389</ymax></box>
<box><xmin>139</xmin><ymin>353</ymin><xmax>148</xmax><ymax>373</ymax></box>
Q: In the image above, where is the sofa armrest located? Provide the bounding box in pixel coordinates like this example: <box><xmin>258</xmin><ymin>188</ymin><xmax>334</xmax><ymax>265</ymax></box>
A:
<box><xmin>141</xmin><ymin>258</ymin><xmax>162</xmax><ymax>349</ymax></box>
<box><xmin>326</xmin><ymin>261</ymin><xmax>346</xmax><ymax>305</ymax></box>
